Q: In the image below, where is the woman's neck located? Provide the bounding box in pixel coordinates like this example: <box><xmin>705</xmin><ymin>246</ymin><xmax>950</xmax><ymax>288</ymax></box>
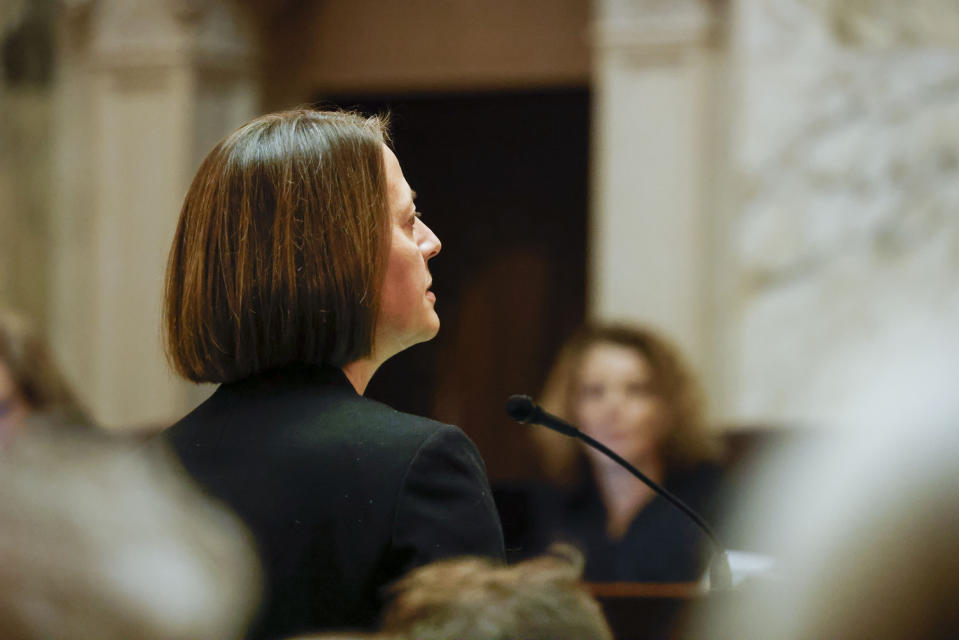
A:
<box><xmin>593</xmin><ymin>454</ymin><xmax>665</xmax><ymax>540</ymax></box>
<box><xmin>341</xmin><ymin>358</ymin><xmax>380</xmax><ymax>395</ymax></box>
<box><xmin>342</xmin><ymin>332</ymin><xmax>407</xmax><ymax>395</ymax></box>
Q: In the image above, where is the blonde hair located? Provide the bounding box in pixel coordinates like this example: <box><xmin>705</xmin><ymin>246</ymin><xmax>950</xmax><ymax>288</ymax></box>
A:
<box><xmin>382</xmin><ymin>545</ymin><xmax>612</xmax><ymax>640</ymax></box>
<box><xmin>535</xmin><ymin>323</ymin><xmax>721</xmax><ymax>483</ymax></box>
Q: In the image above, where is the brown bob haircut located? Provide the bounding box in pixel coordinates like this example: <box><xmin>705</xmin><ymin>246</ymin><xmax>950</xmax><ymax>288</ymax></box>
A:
<box><xmin>535</xmin><ymin>323</ymin><xmax>722</xmax><ymax>482</ymax></box>
<box><xmin>164</xmin><ymin>109</ymin><xmax>390</xmax><ymax>383</ymax></box>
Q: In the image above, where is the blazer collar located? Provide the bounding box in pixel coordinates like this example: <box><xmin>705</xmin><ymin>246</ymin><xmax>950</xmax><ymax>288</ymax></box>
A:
<box><xmin>224</xmin><ymin>363</ymin><xmax>357</xmax><ymax>395</ymax></box>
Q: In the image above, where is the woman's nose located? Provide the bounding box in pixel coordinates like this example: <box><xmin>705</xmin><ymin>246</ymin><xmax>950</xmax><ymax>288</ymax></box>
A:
<box><xmin>599</xmin><ymin>393</ymin><xmax>624</xmax><ymax>418</ymax></box>
<box><xmin>420</xmin><ymin>222</ymin><xmax>441</xmax><ymax>259</ymax></box>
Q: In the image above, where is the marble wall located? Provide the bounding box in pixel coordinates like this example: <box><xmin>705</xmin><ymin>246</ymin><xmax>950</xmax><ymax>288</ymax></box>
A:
<box><xmin>723</xmin><ymin>0</ymin><xmax>959</xmax><ymax>425</ymax></box>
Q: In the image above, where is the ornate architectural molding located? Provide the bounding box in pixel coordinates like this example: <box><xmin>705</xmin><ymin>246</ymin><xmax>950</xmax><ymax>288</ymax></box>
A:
<box><xmin>592</xmin><ymin>0</ymin><xmax>718</xmax><ymax>53</ymax></box>
<box><xmin>166</xmin><ymin>0</ymin><xmax>213</xmax><ymax>24</ymax></box>
<box><xmin>0</xmin><ymin>0</ymin><xmax>28</xmax><ymax>35</ymax></box>
<box><xmin>57</xmin><ymin>0</ymin><xmax>96</xmax><ymax>22</ymax></box>
<box><xmin>827</xmin><ymin>0</ymin><xmax>959</xmax><ymax>48</ymax></box>
<box><xmin>81</xmin><ymin>0</ymin><xmax>255</xmax><ymax>72</ymax></box>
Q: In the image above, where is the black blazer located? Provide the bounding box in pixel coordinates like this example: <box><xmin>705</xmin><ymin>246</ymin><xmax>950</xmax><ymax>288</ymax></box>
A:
<box><xmin>162</xmin><ymin>365</ymin><xmax>505</xmax><ymax>639</ymax></box>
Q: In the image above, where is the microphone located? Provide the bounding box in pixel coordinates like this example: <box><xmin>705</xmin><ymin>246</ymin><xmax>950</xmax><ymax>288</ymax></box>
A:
<box><xmin>506</xmin><ymin>394</ymin><xmax>732</xmax><ymax>591</ymax></box>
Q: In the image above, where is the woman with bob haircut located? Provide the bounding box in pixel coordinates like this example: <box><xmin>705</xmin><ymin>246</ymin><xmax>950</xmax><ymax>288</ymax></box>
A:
<box><xmin>161</xmin><ymin>109</ymin><xmax>504</xmax><ymax>639</ymax></box>
<box><xmin>523</xmin><ymin>323</ymin><xmax>724</xmax><ymax>583</ymax></box>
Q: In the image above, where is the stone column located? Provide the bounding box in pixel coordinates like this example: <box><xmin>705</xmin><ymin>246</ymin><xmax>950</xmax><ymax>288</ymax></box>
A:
<box><xmin>590</xmin><ymin>0</ymin><xmax>727</xmax><ymax>413</ymax></box>
<box><xmin>50</xmin><ymin>0</ymin><xmax>259</xmax><ymax>429</ymax></box>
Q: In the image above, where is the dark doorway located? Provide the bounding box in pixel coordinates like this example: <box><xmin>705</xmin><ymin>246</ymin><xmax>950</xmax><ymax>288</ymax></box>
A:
<box><xmin>316</xmin><ymin>88</ymin><xmax>589</xmax><ymax>481</ymax></box>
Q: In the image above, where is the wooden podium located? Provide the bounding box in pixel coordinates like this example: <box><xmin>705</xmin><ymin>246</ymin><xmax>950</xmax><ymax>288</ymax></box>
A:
<box><xmin>588</xmin><ymin>582</ymin><xmax>707</xmax><ymax>640</ymax></box>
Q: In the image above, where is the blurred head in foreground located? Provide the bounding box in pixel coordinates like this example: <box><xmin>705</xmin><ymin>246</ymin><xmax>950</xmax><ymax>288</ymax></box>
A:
<box><xmin>691</xmin><ymin>335</ymin><xmax>959</xmax><ymax>639</ymax></box>
<box><xmin>0</xmin><ymin>426</ymin><xmax>261</xmax><ymax>640</ymax></box>
<box><xmin>380</xmin><ymin>545</ymin><xmax>612</xmax><ymax>640</ymax></box>
<box><xmin>0</xmin><ymin>310</ymin><xmax>89</xmax><ymax>444</ymax></box>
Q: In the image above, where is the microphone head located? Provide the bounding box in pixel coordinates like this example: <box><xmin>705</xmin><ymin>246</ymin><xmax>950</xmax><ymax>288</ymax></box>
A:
<box><xmin>505</xmin><ymin>394</ymin><xmax>536</xmax><ymax>423</ymax></box>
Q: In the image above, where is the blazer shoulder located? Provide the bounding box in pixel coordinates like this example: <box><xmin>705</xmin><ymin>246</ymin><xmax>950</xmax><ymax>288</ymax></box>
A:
<box><xmin>321</xmin><ymin>392</ymin><xmax>455</xmax><ymax>447</ymax></box>
<box><xmin>388</xmin><ymin>422</ymin><xmax>505</xmax><ymax>567</ymax></box>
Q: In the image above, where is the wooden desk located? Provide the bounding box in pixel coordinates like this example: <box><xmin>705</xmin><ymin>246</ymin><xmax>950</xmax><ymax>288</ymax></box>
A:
<box><xmin>587</xmin><ymin>582</ymin><xmax>707</xmax><ymax>640</ymax></box>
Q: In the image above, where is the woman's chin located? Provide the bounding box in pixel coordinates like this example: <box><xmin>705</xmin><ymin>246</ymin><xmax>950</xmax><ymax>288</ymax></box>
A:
<box><xmin>589</xmin><ymin>445</ymin><xmax>659</xmax><ymax>475</ymax></box>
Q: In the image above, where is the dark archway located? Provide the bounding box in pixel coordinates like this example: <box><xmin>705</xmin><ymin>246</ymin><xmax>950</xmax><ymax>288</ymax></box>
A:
<box><xmin>316</xmin><ymin>88</ymin><xmax>589</xmax><ymax>481</ymax></box>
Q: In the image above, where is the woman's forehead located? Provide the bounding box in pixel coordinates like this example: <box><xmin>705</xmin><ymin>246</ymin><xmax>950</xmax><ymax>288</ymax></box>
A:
<box><xmin>579</xmin><ymin>342</ymin><xmax>653</xmax><ymax>377</ymax></box>
<box><xmin>382</xmin><ymin>146</ymin><xmax>413</xmax><ymax>212</ymax></box>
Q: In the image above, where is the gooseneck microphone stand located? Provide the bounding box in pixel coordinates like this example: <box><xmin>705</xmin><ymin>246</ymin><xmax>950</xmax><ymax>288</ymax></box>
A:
<box><xmin>506</xmin><ymin>394</ymin><xmax>732</xmax><ymax>591</ymax></box>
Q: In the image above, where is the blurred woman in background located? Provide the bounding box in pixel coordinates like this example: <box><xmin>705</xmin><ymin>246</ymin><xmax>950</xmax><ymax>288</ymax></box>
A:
<box><xmin>530</xmin><ymin>323</ymin><xmax>724</xmax><ymax>583</ymax></box>
<box><xmin>0</xmin><ymin>309</ymin><xmax>89</xmax><ymax>445</ymax></box>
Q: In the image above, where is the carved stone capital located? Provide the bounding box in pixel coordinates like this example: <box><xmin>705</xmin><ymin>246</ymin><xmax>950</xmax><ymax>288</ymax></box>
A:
<box><xmin>828</xmin><ymin>0</ymin><xmax>959</xmax><ymax>48</ymax></box>
<box><xmin>593</xmin><ymin>0</ymin><xmax>718</xmax><ymax>52</ymax></box>
<box><xmin>79</xmin><ymin>0</ymin><xmax>255</xmax><ymax>72</ymax></box>
<box><xmin>54</xmin><ymin>0</ymin><xmax>97</xmax><ymax>26</ymax></box>
<box><xmin>0</xmin><ymin>0</ymin><xmax>28</xmax><ymax>35</ymax></box>
<box><xmin>166</xmin><ymin>0</ymin><xmax>213</xmax><ymax>24</ymax></box>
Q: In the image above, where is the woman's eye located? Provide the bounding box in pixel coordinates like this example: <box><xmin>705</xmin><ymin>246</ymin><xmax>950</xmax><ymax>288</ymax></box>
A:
<box><xmin>579</xmin><ymin>384</ymin><xmax>604</xmax><ymax>400</ymax></box>
<box><xmin>626</xmin><ymin>382</ymin><xmax>654</xmax><ymax>397</ymax></box>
